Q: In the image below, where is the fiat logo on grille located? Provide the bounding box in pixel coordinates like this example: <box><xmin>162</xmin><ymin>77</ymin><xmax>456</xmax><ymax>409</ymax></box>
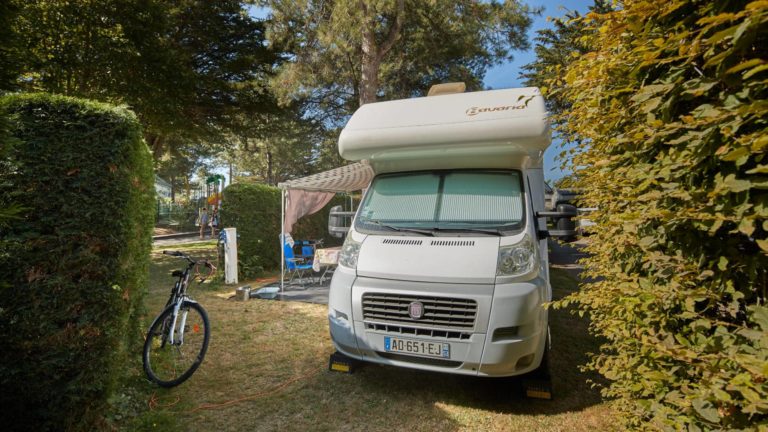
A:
<box><xmin>408</xmin><ymin>301</ymin><xmax>424</xmax><ymax>319</ymax></box>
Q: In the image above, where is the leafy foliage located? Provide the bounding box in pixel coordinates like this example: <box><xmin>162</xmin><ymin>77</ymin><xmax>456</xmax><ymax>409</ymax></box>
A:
<box><xmin>264</xmin><ymin>0</ymin><xmax>536</xmax><ymax>123</ymax></box>
<box><xmin>0</xmin><ymin>0</ymin><xmax>23</xmax><ymax>228</ymax></box>
<box><xmin>0</xmin><ymin>94</ymin><xmax>155</xmax><ymax>431</ymax></box>
<box><xmin>13</xmin><ymin>0</ymin><xmax>280</xmax><ymax>154</ymax></box>
<box><xmin>520</xmin><ymin>0</ymin><xmax>612</xmax><ymax>118</ymax></box>
<box><xmin>220</xmin><ymin>182</ymin><xmax>343</xmax><ymax>279</ymax></box>
<box><xmin>0</xmin><ymin>0</ymin><xmax>20</xmax><ymax>92</ymax></box>
<box><xmin>225</xmin><ymin>108</ymin><xmax>329</xmax><ymax>186</ymax></box>
<box><xmin>547</xmin><ymin>1</ymin><xmax>768</xmax><ymax>429</ymax></box>
<box><xmin>10</xmin><ymin>0</ymin><xmax>298</xmax><ymax>204</ymax></box>
<box><xmin>220</xmin><ymin>183</ymin><xmax>281</xmax><ymax>278</ymax></box>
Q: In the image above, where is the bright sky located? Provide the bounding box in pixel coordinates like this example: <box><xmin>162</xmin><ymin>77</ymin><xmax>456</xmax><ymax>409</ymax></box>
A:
<box><xmin>486</xmin><ymin>0</ymin><xmax>594</xmax><ymax>182</ymax></box>
<box><xmin>235</xmin><ymin>1</ymin><xmax>595</xmax><ymax>184</ymax></box>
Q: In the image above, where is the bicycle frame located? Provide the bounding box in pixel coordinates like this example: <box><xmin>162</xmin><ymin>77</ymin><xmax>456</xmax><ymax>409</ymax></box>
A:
<box><xmin>161</xmin><ymin>251</ymin><xmax>213</xmax><ymax>346</ymax></box>
<box><xmin>168</xmin><ymin>299</ymin><xmax>186</xmax><ymax>345</ymax></box>
<box><xmin>145</xmin><ymin>250</ymin><xmax>214</xmax><ymax>388</ymax></box>
<box><xmin>166</xmin><ymin>264</ymin><xmax>193</xmax><ymax>345</ymax></box>
<box><xmin>166</xmin><ymin>263</ymin><xmax>190</xmax><ymax>302</ymax></box>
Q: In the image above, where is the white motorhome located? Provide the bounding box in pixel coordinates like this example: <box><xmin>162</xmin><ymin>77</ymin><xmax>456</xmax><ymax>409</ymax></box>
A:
<box><xmin>328</xmin><ymin>86</ymin><xmax>574</xmax><ymax>380</ymax></box>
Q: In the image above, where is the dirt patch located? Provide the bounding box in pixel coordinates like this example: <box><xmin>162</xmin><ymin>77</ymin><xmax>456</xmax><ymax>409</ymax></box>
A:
<box><xmin>153</xmin><ymin>227</ymin><xmax>178</xmax><ymax>236</ymax></box>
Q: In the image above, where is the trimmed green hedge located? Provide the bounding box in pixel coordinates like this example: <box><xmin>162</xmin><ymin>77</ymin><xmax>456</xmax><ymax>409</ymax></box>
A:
<box><xmin>220</xmin><ymin>183</ymin><xmax>281</xmax><ymax>277</ymax></box>
<box><xmin>0</xmin><ymin>93</ymin><xmax>155</xmax><ymax>431</ymax></box>
<box><xmin>220</xmin><ymin>182</ymin><xmax>343</xmax><ymax>279</ymax></box>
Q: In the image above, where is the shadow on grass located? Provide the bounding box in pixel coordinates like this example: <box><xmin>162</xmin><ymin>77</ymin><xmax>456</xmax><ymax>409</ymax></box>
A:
<box><xmin>233</xmin><ymin>268</ymin><xmax>605</xmax><ymax>432</ymax></box>
<box><xmin>122</xmin><ymin>245</ymin><xmax>607</xmax><ymax>431</ymax></box>
<box><xmin>340</xmin><ymin>269</ymin><xmax>604</xmax><ymax>418</ymax></box>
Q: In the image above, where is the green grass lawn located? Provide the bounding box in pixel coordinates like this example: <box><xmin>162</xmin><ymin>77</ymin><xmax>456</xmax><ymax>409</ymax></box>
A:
<box><xmin>113</xmin><ymin>242</ymin><xmax>616</xmax><ymax>431</ymax></box>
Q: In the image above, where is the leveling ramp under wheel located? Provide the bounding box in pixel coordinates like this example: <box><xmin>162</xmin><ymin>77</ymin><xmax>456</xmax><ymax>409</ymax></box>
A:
<box><xmin>522</xmin><ymin>337</ymin><xmax>553</xmax><ymax>399</ymax></box>
<box><xmin>328</xmin><ymin>351</ymin><xmax>359</xmax><ymax>374</ymax></box>
<box><xmin>522</xmin><ymin>378</ymin><xmax>553</xmax><ymax>400</ymax></box>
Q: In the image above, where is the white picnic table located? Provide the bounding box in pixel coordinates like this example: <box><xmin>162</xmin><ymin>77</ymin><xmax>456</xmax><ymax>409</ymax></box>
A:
<box><xmin>312</xmin><ymin>246</ymin><xmax>341</xmax><ymax>283</ymax></box>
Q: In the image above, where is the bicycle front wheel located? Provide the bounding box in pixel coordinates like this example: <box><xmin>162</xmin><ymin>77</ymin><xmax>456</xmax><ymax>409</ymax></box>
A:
<box><xmin>143</xmin><ymin>300</ymin><xmax>210</xmax><ymax>387</ymax></box>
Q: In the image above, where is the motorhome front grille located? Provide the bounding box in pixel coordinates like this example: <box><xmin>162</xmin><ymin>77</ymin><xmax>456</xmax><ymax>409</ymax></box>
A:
<box><xmin>362</xmin><ymin>293</ymin><xmax>477</xmax><ymax>329</ymax></box>
<box><xmin>382</xmin><ymin>239</ymin><xmax>423</xmax><ymax>245</ymax></box>
<box><xmin>376</xmin><ymin>352</ymin><xmax>463</xmax><ymax>368</ymax></box>
<box><xmin>365</xmin><ymin>322</ymin><xmax>471</xmax><ymax>340</ymax></box>
<box><xmin>430</xmin><ymin>240</ymin><xmax>475</xmax><ymax>247</ymax></box>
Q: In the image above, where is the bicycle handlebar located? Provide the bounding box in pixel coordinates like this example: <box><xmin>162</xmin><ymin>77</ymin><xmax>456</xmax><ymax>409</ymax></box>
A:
<box><xmin>163</xmin><ymin>250</ymin><xmax>216</xmax><ymax>280</ymax></box>
<box><xmin>162</xmin><ymin>250</ymin><xmax>196</xmax><ymax>266</ymax></box>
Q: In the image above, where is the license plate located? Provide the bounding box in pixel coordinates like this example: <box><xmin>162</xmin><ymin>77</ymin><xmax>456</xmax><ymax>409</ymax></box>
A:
<box><xmin>384</xmin><ymin>336</ymin><xmax>450</xmax><ymax>359</ymax></box>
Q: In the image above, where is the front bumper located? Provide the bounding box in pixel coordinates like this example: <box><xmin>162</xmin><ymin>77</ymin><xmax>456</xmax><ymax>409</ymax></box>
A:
<box><xmin>328</xmin><ymin>268</ymin><xmax>549</xmax><ymax>377</ymax></box>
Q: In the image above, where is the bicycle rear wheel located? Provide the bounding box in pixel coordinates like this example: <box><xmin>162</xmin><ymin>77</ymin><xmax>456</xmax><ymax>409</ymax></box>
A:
<box><xmin>143</xmin><ymin>300</ymin><xmax>210</xmax><ymax>387</ymax></box>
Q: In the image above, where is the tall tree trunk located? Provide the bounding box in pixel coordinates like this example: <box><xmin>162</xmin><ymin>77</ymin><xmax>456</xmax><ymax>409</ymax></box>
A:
<box><xmin>266</xmin><ymin>150</ymin><xmax>274</xmax><ymax>185</ymax></box>
<box><xmin>359</xmin><ymin>47</ymin><xmax>380</xmax><ymax>106</ymax></box>
<box><xmin>359</xmin><ymin>0</ymin><xmax>404</xmax><ymax>106</ymax></box>
<box><xmin>170</xmin><ymin>175</ymin><xmax>175</xmax><ymax>202</ymax></box>
<box><xmin>148</xmin><ymin>134</ymin><xmax>164</xmax><ymax>156</ymax></box>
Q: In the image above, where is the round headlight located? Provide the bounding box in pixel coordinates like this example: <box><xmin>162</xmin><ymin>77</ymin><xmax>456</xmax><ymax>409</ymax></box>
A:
<box><xmin>496</xmin><ymin>235</ymin><xmax>537</xmax><ymax>276</ymax></box>
<box><xmin>512</xmin><ymin>247</ymin><xmax>530</xmax><ymax>267</ymax></box>
<box><xmin>339</xmin><ymin>236</ymin><xmax>361</xmax><ymax>269</ymax></box>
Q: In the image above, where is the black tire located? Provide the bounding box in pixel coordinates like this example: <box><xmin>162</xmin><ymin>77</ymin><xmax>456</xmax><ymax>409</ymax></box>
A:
<box><xmin>143</xmin><ymin>300</ymin><xmax>210</xmax><ymax>388</ymax></box>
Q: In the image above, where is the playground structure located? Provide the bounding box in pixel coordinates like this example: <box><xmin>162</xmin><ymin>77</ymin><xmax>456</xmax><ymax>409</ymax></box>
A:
<box><xmin>155</xmin><ymin>173</ymin><xmax>227</xmax><ymax>231</ymax></box>
<box><xmin>205</xmin><ymin>174</ymin><xmax>225</xmax><ymax>209</ymax></box>
<box><xmin>194</xmin><ymin>174</ymin><xmax>226</xmax><ymax>233</ymax></box>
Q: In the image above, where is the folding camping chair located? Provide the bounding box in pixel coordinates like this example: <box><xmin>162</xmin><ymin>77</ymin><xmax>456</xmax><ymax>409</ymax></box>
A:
<box><xmin>294</xmin><ymin>240</ymin><xmax>320</xmax><ymax>262</ymax></box>
<box><xmin>283</xmin><ymin>241</ymin><xmax>314</xmax><ymax>285</ymax></box>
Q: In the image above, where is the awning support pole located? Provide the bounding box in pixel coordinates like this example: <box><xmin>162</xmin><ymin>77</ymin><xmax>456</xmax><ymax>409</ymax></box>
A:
<box><xmin>280</xmin><ymin>189</ymin><xmax>285</xmax><ymax>292</ymax></box>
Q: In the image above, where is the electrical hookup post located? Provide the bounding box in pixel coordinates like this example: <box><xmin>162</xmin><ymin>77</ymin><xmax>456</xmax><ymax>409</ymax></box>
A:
<box><xmin>222</xmin><ymin>227</ymin><xmax>238</xmax><ymax>284</ymax></box>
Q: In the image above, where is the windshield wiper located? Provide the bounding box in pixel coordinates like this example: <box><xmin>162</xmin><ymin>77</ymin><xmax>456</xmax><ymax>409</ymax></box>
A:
<box><xmin>431</xmin><ymin>227</ymin><xmax>505</xmax><ymax>236</ymax></box>
<box><xmin>363</xmin><ymin>220</ymin><xmax>434</xmax><ymax>236</ymax></box>
<box><xmin>363</xmin><ymin>220</ymin><xmax>506</xmax><ymax>236</ymax></box>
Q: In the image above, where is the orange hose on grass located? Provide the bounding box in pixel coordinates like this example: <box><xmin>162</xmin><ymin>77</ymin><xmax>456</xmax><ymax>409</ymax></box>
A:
<box><xmin>148</xmin><ymin>392</ymin><xmax>181</xmax><ymax>410</ymax></box>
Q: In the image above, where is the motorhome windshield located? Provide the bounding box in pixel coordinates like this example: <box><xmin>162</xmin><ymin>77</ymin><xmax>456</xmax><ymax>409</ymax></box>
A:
<box><xmin>356</xmin><ymin>170</ymin><xmax>524</xmax><ymax>234</ymax></box>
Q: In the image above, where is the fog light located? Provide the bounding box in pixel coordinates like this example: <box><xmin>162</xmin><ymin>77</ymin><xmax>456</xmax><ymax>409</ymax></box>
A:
<box><xmin>515</xmin><ymin>353</ymin><xmax>535</xmax><ymax>370</ymax></box>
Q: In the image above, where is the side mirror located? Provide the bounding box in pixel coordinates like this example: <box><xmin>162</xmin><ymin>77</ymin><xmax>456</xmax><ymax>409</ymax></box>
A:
<box><xmin>536</xmin><ymin>204</ymin><xmax>578</xmax><ymax>241</ymax></box>
<box><xmin>328</xmin><ymin>205</ymin><xmax>355</xmax><ymax>238</ymax></box>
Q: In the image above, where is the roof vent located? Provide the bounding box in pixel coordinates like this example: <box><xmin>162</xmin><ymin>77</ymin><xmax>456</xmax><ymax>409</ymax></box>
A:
<box><xmin>427</xmin><ymin>82</ymin><xmax>466</xmax><ymax>97</ymax></box>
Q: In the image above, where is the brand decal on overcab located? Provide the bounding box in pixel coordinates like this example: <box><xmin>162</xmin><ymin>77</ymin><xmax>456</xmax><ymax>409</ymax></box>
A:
<box><xmin>465</xmin><ymin>105</ymin><xmax>526</xmax><ymax>116</ymax></box>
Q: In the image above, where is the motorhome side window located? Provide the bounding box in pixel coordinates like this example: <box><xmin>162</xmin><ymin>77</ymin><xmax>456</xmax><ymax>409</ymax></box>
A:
<box><xmin>356</xmin><ymin>170</ymin><xmax>524</xmax><ymax>233</ymax></box>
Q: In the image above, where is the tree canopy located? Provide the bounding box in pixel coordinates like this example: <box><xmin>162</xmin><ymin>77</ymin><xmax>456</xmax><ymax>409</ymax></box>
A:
<box><xmin>0</xmin><ymin>0</ymin><xmax>23</xmax><ymax>228</ymax></box>
<box><xmin>6</xmin><ymin>0</ymin><xmax>306</xmax><ymax>196</ymax></box>
<box><xmin>5</xmin><ymin>1</ymin><xmax>542</xmax><ymax>190</ymax></box>
<box><xmin>14</xmin><ymin>0</ymin><xmax>281</xmax><ymax>154</ymax></box>
<box><xmin>520</xmin><ymin>0</ymin><xmax>612</xmax><ymax>118</ymax></box>
<box><xmin>224</xmin><ymin>108</ymin><xmax>327</xmax><ymax>185</ymax></box>
<box><xmin>263</xmin><ymin>0</ymin><xmax>537</xmax><ymax>124</ymax></box>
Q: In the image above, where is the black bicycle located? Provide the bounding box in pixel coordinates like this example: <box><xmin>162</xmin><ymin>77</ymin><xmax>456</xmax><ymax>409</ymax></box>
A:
<box><xmin>142</xmin><ymin>250</ymin><xmax>214</xmax><ymax>387</ymax></box>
